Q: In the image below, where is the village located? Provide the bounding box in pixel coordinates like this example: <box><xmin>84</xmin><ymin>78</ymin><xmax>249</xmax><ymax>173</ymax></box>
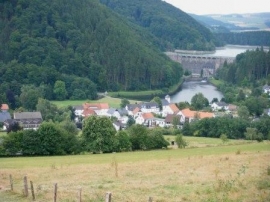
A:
<box><xmin>0</xmin><ymin>94</ymin><xmax>241</xmax><ymax>132</ymax></box>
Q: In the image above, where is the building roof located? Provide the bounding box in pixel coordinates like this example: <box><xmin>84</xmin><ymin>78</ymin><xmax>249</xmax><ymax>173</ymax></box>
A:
<box><xmin>83</xmin><ymin>103</ymin><xmax>109</xmax><ymax>110</ymax></box>
<box><xmin>14</xmin><ymin>112</ymin><xmax>42</xmax><ymax>120</ymax></box>
<box><xmin>0</xmin><ymin>112</ymin><xmax>11</xmax><ymax>122</ymax></box>
<box><xmin>165</xmin><ymin>114</ymin><xmax>181</xmax><ymax>123</ymax></box>
<box><xmin>117</xmin><ymin>108</ymin><xmax>128</xmax><ymax>116</ymax></box>
<box><xmin>141</xmin><ymin>102</ymin><xmax>159</xmax><ymax>109</ymax></box>
<box><xmin>82</xmin><ymin>108</ymin><xmax>96</xmax><ymax>117</ymax></box>
<box><xmin>1</xmin><ymin>104</ymin><xmax>9</xmax><ymax>111</ymax></box>
<box><xmin>228</xmin><ymin>104</ymin><xmax>238</xmax><ymax>111</ymax></box>
<box><xmin>142</xmin><ymin>112</ymin><xmax>154</xmax><ymax>120</ymax></box>
<box><xmin>169</xmin><ymin>104</ymin><xmax>180</xmax><ymax>113</ymax></box>
<box><xmin>107</xmin><ymin>108</ymin><xmax>116</xmax><ymax>115</ymax></box>
<box><xmin>132</xmin><ymin>107</ymin><xmax>141</xmax><ymax>115</ymax></box>
<box><xmin>181</xmin><ymin>108</ymin><xmax>213</xmax><ymax>119</ymax></box>
<box><xmin>126</xmin><ymin>104</ymin><xmax>141</xmax><ymax>111</ymax></box>
<box><xmin>161</xmin><ymin>99</ymin><xmax>169</xmax><ymax>106</ymax></box>
<box><xmin>263</xmin><ymin>85</ymin><xmax>270</xmax><ymax>90</ymax></box>
<box><xmin>214</xmin><ymin>102</ymin><xmax>228</xmax><ymax>107</ymax></box>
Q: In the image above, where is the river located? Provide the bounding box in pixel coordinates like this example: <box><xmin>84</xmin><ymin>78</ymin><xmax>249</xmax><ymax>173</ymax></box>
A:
<box><xmin>171</xmin><ymin>81</ymin><xmax>223</xmax><ymax>103</ymax></box>
<box><xmin>170</xmin><ymin>45</ymin><xmax>261</xmax><ymax>104</ymax></box>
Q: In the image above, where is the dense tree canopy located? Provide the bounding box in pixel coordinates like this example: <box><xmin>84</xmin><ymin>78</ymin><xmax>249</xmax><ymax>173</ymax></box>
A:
<box><xmin>215</xmin><ymin>31</ymin><xmax>270</xmax><ymax>46</ymax></box>
<box><xmin>217</xmin><ymin>48</ymin><xmax>270</xmax><ymax>86</ymax></box>
<box><xmin>100</xmin><ymin>0</ymin><xmax>217</xmax><ymax>51</ymax></box>
<box><xmin>191</xmin><ymin>93</ymin><xmax>209</xmax><ymax>110</ymax></box>
<box><xmin>0</xmin><ymin>0</ymin><xmax>184</xmax><ymax>104</ymax></box>
<box><xmin>82</xmin><ymin>116</ymin><xmax>116</xmax><ymax>153</ymax></box>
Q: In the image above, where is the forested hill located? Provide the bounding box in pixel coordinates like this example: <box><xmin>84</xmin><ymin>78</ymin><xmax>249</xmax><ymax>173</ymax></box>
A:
<box><xmin>99</xmin><ymin>0</ymin><xmax>217</xmax><ymax>51</ymax></box>
<box><xmin>0</xmin><ymin>0</ymin><xmax>183</xmax><ymax>101</ymax></box>
<box><xmin>217</xmin><ymin>48</ymin><xmax>270</xmax><ymax>85</ymax></box>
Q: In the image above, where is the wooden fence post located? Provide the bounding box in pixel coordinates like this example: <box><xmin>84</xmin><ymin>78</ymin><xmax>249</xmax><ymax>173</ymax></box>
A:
<box><xmin>30</xmin><ymin>181</ymin><xmax>35</xmax><ymax>201</ymax></box>
<box><xmin>105</xmin><ymin>192</ymin><xmax>112</xmax><ymax>202</ymax></box>
<box><xmin>54</xmin><ymin>183</ymin><xmax>57</xmax><ymax>202</ymax></box>
<box><xmin>148</xmin><ymin>196</ymin><xmax>153</xmax><ymax>202</ymax></box>
<box><xmin>78</xmin><ymin>188</ymin><xmax>82</xmax><ymax>202</ymax></box>
<box><xmin>23</xmin><ymin>176</ymin><xmax>28</xmax><ymax>197</ymax></box>
<box><xmin>9</xmin><ymin>174</ymin><xmax>13</xmax><ymax>191</ymax></box>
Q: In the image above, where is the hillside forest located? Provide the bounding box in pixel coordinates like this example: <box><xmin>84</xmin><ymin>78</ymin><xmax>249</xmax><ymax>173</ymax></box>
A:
<box><xmin>0</xmin><ymin>0</ymin><xmax>185</xmax><ymax>104</ymax></box>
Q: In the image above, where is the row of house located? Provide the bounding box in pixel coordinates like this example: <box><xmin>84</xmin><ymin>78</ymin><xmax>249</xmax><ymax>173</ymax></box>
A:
<box><xmin>73</xmin><ymin>95</ymin><xmax>223</xmax><ymax>130</ymax></box>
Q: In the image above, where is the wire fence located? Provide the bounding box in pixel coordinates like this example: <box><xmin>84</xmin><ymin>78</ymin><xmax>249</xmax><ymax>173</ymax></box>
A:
<box><xmin>4</xmin><ymin>174</ymin><xmax>154</xmax><ymax>202</ymax></box>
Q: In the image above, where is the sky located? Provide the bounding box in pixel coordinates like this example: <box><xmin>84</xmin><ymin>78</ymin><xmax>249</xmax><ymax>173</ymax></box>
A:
<box><xmin>164</xmin><ymin>0</ymin><xmax>270</xmax><ymax>15</ymax></box>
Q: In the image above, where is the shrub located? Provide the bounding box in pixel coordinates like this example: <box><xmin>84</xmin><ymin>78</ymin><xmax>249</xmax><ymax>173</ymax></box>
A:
<box><xmin>175</xmin><ymin>134</ymin><xmax>188</xmax><ymax>148</ymax></box>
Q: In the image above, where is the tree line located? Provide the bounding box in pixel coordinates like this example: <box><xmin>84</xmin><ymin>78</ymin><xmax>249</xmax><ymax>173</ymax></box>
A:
<box><xmin>0</xmin><ymin>116</ymin><xmax>176</xmax><ymax>156</ymax></box>
<box><xmin>216</xmin><ymin>48</ymin><xmax>270</xmax><ymax>86</ymax></box>
<box><xmin>215</xmin><ymin>31</ymin><xmax>270</xmax><ymax>46</ymax></box>
<box><xmin>181</xmin><ymin>115</ymin><xmax>270</xmax><ymax>141</ymax></box>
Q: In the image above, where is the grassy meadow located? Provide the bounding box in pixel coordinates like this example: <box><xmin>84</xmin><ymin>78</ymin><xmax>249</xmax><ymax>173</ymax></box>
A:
<box><xmin>0</xmin><ymin>140</ymin><xmax>269</xmax><ymax>202</ymax></box>
<box><xmin>51</xmin><ymin>96</ymin><xmax>139</xmax><ymax>108</ymax></box>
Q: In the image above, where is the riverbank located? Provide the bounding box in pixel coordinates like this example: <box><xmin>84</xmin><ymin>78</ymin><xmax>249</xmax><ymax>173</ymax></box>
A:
<box><xmin>108</xmin><ymin>78</ymin><xmax>184</xmax><ymax>101</ymax></box>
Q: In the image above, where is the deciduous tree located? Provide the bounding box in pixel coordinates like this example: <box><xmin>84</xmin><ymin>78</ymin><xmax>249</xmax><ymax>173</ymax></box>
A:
<box><xmin>82</xmin><ymin>116</ymin><xmax>116</xmax><ymax>153</ymax></box>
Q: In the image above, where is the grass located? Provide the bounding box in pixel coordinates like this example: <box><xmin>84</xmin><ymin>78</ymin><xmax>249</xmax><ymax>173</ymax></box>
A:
<box><xmin>0</xmin><ymin>131</ymin><xmax>7</xmax><ymax>138</ymax></box>
<box><xmin>108</xmin><ymin>79</ymin><xmax>183</xmax><ymax>99</ymax></box>
<box><xmin>165</xmin><ymin>135</ymin><xmax>250</xmax><ymax>148</ymax></box>
<box><xmin>209</xmin><ymin>78</ymin><xmax>224</xmax><ymax>87</ymax></box>
<box><xmin>108</xmin><ymin>90</ymin><xmax>164</xmax><ymax>97</ymax></box>
<box><xmin>51</xmin><ymin>96</ymin><xmax>139</xmax><ymax>108</ymax></box>
<box><xmin>0</xmin><ymin>142</ymin><xmax>269</xmax><ymax>201</ymax></box>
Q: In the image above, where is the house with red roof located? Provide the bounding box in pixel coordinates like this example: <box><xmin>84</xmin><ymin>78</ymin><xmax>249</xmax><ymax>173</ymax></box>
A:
<box><xmin>135</xmin><ymin>112</ymin><xmax>154</xmax><ymax>125</ymax></box>
<box><xmin>1</xmin><ymin>104</ymin><xmax>9</xmax><ymax>112</ymax></box>
<box><xmin>178</xmin><ymin>108</ymin><xmax>214</xmax><ymax>123</ymax></box>
<box><xmin>82</xmin><ymin>103</ymin><xmax>109</xmax><ymax>116</ymax></box>
<box><xmin>162</xmin><ymin>103</ymin><xmax>180</xmax><ymax>117</ymax></box>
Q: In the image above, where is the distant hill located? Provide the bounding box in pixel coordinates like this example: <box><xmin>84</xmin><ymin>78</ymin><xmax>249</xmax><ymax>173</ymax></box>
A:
<box><xmin>100</xmin><ymin>0</ymin><xmax>217</xmax><ymax>51</ymax></box>
<box><xmin>189</xmin><ymin>14</ymin><xmax>237</xmax><ymax>33</ymax></box>
<box><xmin>0</xmin><ymin>0</ymin><xmax>183</xmax><ymax>101</ymax></box>
<box><xmin>205</xmin><ymin>12</ymin><xmax>270</xmax><ymax>31</ymax></box>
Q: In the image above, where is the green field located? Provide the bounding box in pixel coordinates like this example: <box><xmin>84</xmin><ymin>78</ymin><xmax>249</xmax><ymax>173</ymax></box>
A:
<box><xmin>108</xmin><ymin>90</ymin><xmax>164</xmax><ymax>98</ymax></box>
<box><xmin>0</xmin><ymin>141</ymin><xmax>269</xmax><ymax>201</ymax></box>
<box><xmin>108</xmin><ymin>79</ymin><xmax>183</xmax><ymax>100</ymax></box>
<box><xmin>0</xmin><ymin>142</ymin><xmax>268</xmax><ymax>168</ymax></box>
<box><xmin>165</xmin><ymin>135</ymin><xmax>250</xmax><ymax>148</ymax></box>
<box><xmin>0</xmin><ymin>131</ymin><xmax>7</xmax><ymax>137</ymax></box>
<box><xmin>209</xmin><ymin>78</ymin><xmax>224</xmax><ymax>87</ymax></box>
<box><xmin>51</xmin><ymin>96</ymin><xmax>139</xmax><ymax>108</ymax></box>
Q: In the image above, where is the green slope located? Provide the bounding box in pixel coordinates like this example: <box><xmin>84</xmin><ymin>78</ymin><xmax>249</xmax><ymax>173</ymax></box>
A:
<box><xmin>0</xmin><ymin>0</ymin><xmax>183</xmax><ymax>100</ymax></box>
<box><xmin>100</xmin><ymin>0</ymin><xmax>217</xmax><ymax>51</ymax></box>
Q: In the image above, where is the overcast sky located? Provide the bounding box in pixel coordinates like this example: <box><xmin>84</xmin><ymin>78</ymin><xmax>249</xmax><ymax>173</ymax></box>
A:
<box><xmin>164</xmin><ymin>0</ymin><xmax>270</xmax><ymax>15</ymax></box>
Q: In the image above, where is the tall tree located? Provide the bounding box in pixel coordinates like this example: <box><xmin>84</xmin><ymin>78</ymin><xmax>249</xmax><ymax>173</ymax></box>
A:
<box><xmin>82</xmin><ymin>116</ymin><xmax>116</xmax><ymax>153</ymax></box>
<box><xmin>191</xmin><ymin>93</ymin><xmax>209</xmax><ymax>110</ymax></box>
<box><xmin>53</xmin><ymin>80</ymin><xmax>67</xmax><ymax>101</ymax></box>
<box><xmin>20</xmin><ymin>85</ymin><xmax>43</xmax><ymax>110</ymax></box>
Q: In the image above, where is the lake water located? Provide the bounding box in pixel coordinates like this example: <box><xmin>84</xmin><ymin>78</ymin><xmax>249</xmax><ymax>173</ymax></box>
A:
<box><xmin>170</xmin><ymin>45</ymin><xmax>260</xmax><ymax>103</ymax></box>
<box><xmin>171</xmin><ymin>81</ymin><xmax>224</xmax><ymax>103</ymax></box>
<box><xmin>204</xmin><ymin>45</ymin><xmax>265</xmax><ymax>57</ymax></box>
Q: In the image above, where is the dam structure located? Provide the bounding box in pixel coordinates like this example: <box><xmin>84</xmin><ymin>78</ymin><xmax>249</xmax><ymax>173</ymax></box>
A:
<box><xmin>166</xmin><ymin>50</ymin><xmax>235</xmax><ymax>78</ymax></box>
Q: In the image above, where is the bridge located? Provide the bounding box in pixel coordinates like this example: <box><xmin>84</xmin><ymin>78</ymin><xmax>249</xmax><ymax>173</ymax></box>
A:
<box><xmin>165</xmin><ymin>51</ymin><xmax>235</xmax><ymax>77</ymax></box>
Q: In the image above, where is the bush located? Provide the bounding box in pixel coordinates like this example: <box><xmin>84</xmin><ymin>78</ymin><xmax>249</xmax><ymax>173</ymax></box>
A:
<box><xmin>175</xmin><ymin>134</ymin><xmax>188</xmax><ymax>148</ymax></box>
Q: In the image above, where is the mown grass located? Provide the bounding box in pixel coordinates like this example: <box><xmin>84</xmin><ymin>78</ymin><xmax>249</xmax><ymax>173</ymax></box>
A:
<box><xmin>51</xmin><ymin>96</ymin><xmax>139</xmax><ymax>108</ymax></box>
<box><xmin>0</xmin><ymin>142</ymin><xmax>269</xmax><ymax>201</ymax></box>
